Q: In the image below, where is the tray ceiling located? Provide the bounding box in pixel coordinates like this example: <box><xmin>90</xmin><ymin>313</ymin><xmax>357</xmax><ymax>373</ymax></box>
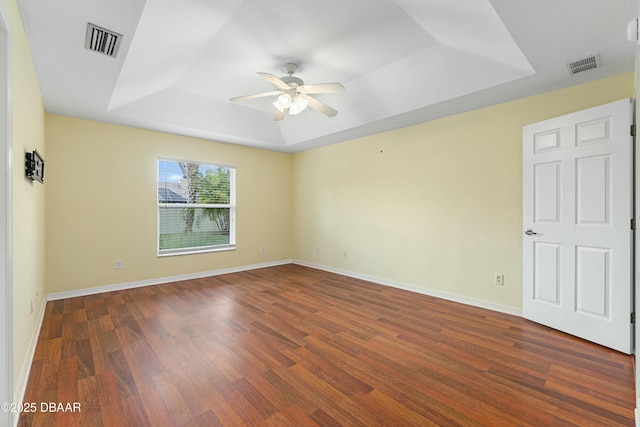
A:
<box><xmin>17</xmin><ymin>0</ymin><xmax>639</xmax><ymax>152</ymax></box>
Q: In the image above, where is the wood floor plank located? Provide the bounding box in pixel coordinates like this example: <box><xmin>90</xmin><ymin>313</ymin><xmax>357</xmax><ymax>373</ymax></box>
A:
<box><xmin>120</xmin><ymin>394</ymin><xmax>152</xmax><ymax>427</ymax></box>
<box><xmin>355</xmin><ymin>389</ymin><xmax>437</xmax><ymax>427</ymax></box>
<box><xmin>18</xmin><ymin>264</ymin><xmax>636</xmax><ymax>426</ymax></box>
<box><xmin>77</xmin><ymin>375</ymin><xmax>103</xmax><ymax>426</ymax></box>
<box><xmin>152</xmin><ymin>370</ymin><xmax>194</xmax><ymax>425</ymax></box>
<box><xmin>138</xmin><ymin>387</ymin><xmax>176</xmax><ymax>427</ymax></box>
<box><xmin>264</xmin><ymin>405</ymin><xmax>320</xmax><ymax>427</ymax></box>
<box><xmin>271</xmin><ymin>364</ymin><xmax>375</xmax><ymax>426</ymax></box>
<box><xmin>53</xmin><ymin>357</ymin><xmax>79</xmax><ymax>427</ymax></box>
<box><xmin>96</xmin><ymin>371</ymin><xmax>126</xmax><ymax>426</ymax></box>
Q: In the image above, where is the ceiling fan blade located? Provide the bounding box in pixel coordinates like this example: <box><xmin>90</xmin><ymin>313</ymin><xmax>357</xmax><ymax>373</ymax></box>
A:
<box><xmin>303</xmin><ymin>94</ymin><xmax>338</xmax><ymax>117</ymax></box>
<box><xmin>299</xmin><ymin>82</ymin><xmax>345</xmax><ymax>94</ymax></box>
<box><xmin>257</xmin><ymin>72</ymin><xmax>291</xmax><ymax>90</ymax></box>
<box><xmin>274</xmin><ymin>108</ymin><xmax>287</xmax><ymax>121</ymax></box>
<box><xmin>229</xmin><ymin>90</ymin><xmax>281</xmax><ymax>102</ymax></box>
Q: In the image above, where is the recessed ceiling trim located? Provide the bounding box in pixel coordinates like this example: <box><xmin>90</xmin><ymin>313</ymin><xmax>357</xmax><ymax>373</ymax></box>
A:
<box><xmin>84</xmin><ymin>23</ymin><xmax>122</xmax><ymax>58</ymax></box>
<box><xmin>566</xmin><ymin>54</ymin><xmax>601</xmax><ymax>76</ymax></box>
<box><xmin>19</xmin><ymin>0</ymin><xmax>638</xmax><ymax>152</ymax></box>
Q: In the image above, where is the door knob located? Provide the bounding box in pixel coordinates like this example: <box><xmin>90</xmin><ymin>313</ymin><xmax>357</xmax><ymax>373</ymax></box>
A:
<box><xmin>524</xmin><ymin>229</ymin><xmax>538</xmax><ymax>236</ymax></box>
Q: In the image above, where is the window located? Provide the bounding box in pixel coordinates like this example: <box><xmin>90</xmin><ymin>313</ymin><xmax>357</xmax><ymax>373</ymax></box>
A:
<box><xmin>157</xmin><ymin>159</ymin><xmax>236</xmax><ymax>256</ymax></box>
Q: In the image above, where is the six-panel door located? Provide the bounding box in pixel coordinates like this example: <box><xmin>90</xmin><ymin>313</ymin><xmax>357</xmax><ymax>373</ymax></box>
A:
<box><xmin>522</xmin><ymin>98</ymin><xmax>633</xmax><ymax>354</ymax></box>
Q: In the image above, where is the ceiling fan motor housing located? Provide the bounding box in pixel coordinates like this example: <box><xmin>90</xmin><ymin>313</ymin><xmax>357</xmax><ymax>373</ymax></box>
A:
<box><xmin>281</xmin><ymin>63</ymin><xmax>303</xmax><ymax>86</ymax></box>
<box><xmin>281</xmin><ymin>76</ymin><xmax>304</xmax><ymax>86</ymax></box>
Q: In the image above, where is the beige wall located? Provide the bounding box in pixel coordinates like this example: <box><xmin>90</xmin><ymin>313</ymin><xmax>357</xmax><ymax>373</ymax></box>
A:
<box><xmin>292</xmin><ymin>72</ymin><xmax>634</xmax><ymax>311</ymax></box>
<box><xmin>7</xmin><ymin>0</ymin><xmax>46</xmax><ymax>398</ymax></box>
<box><xmin>45</xmin><ymin>115</ymin><xmax>292</xmax><ymax>293</ymax></box>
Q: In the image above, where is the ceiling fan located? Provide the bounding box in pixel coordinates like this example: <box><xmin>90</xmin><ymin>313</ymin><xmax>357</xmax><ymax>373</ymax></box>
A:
<box><xmin>230</xmin><ymin>63</ymin><xmax>345</xmax><ymax>121</ymax></box>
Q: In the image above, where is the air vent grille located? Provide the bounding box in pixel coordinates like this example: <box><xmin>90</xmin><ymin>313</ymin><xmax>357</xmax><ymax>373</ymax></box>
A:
<box><xmin>566</xmin><ymin>55</ymin><xmax>600</xmax><ymax>75</ymax></box>
<box><xmin>85</xmin><ymin>23</ymin><xmax>122</xmax><ymax>58</ymax></box>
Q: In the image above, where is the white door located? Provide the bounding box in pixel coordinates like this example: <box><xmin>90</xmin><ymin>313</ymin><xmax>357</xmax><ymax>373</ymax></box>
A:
<box><xmin>522</xmin><ymin>98</ymin><xmax>633</xmax><ymax>354</ymax></box>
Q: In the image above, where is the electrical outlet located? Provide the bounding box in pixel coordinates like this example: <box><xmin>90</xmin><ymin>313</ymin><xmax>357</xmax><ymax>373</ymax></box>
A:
<box><xmin>115</xmin><ymin>259</ymin><xmax>124</xmax><ymax>270</ymax></box>
<box><xmin>261</xmin><ymin>246</ymin><xmax>266</xmax><ymax>254</ymax></box>
<box><xmin>316</xmin><ymin>247</ymin><xmax>320</xmax><ymax>254</ymax></box>
<box><xmin>343</xmin><ymin>251</ymin><xmax>348</xmax><ymax>259</ymax></box>
<box><xmin>495</xmin><ymin>274</ymin><xmax>504</xmax><ymax>286</ymax></box>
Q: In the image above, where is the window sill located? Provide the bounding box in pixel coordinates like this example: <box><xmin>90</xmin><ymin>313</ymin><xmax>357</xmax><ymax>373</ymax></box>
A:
<box><xmin>157</xmin><ymin>244</ymin><xmax>236</xmax><ymax>257</ymax></box>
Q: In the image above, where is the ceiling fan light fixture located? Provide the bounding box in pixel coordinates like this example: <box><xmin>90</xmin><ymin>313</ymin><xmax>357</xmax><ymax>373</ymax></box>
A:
<box><xmin>273</xmin><ymin>94</ymin><xmax>291</xmax><ymax>112</ymax></box>
<box><xmin>231</xmin><ymin>63</ymin><xmax>343</xmax><ymax>119</ymax></box>
<box><xmin>289</xmin><ymin>94</ymin><xmax>308</xmax><ymax>115</ymax></box>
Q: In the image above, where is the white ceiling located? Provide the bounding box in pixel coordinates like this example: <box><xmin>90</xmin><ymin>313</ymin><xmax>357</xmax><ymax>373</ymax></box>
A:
<box><xmin>17</xmin><ymin>0</ymin><xmax>639</xmax><ymax>153</ymax></box>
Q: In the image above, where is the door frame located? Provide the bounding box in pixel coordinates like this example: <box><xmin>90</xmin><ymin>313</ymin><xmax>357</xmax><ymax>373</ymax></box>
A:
<box><xmin>0</xmin><ymin>0</ymin><xmax>12</xmax><ymax>425</ymax></box>
<box><xmin>635</xmin><ymin>35</ymin><xmax>640</xmax><ymax>422</ymax></box>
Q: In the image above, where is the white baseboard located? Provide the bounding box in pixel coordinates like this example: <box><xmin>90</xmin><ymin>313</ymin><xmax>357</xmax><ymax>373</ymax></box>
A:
<box><xmin>47</xmin><ymin>259</ymin><xmax>293</xmax><ymax>301</ymax></box>
<box><xmin>47</xmin><ymin>259</ymin><xmax>292</xmax><ymax>301</ymax></box>
<box><xmin>46</xmin><ymin>258</ymin><xmax>522</xmax><ymax>317</ymax></box>
<box><xmin>13</xmin><ymin>296</ymin><xmax>47</xmax><ymax>427</ymax></box>
<box><xmin>292</xmin><ymin>260</ymin><xmax>522</xmax><ymax>317</ymax></box>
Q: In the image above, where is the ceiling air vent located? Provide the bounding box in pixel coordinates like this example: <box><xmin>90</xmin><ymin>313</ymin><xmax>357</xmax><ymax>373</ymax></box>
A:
<box><xmin>84</xmin><ymin>23</ymin><xmax>122</xmax><ymax>58</ymax></box>
<box><xmin>566</xmin><ymin>54</ymin><xmax>600</xmax><ymax>76</ymax></box>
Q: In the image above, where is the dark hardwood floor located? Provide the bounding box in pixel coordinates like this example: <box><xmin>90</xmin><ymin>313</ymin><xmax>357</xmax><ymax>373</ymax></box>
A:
<box><xmin>19</xmin><ymin>264</ymin><xmax>635</xmax><ymax>426</ymax></box>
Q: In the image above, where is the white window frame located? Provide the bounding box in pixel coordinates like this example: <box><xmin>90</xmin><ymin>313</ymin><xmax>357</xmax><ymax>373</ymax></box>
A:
<box><xmin>157</xmin><ymin>158</ymin><xmax>236</xmax><ymax>257</ymax></box>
